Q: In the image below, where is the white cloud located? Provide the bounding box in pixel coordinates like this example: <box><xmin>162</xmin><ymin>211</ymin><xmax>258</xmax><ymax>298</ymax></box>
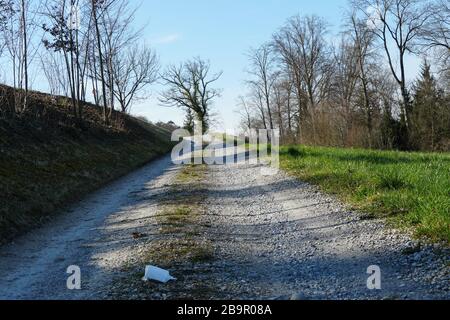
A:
<box><xmin>154</xmin><ymin>33</ymin><xmax>181</xmax><ymax>44</ymax></box>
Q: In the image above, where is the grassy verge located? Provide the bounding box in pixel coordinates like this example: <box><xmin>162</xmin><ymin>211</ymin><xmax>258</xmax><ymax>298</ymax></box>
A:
<box><xmin>0</xmin><ymin>115</ymin><xmax>173</xmax><ymax>243</ymax></box>
<box><xmin>280</xmin><ymin>145</ymin><xmax>450</xmax><ymax>243</ymax></box>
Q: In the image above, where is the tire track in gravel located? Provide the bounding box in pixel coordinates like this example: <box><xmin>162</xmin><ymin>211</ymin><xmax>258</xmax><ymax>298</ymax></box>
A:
<box><xmin>0</xmin><ymin>155</ymin><xmax>448</xmax><ymax>300</ymax></box>
<box><xmin>114</xmin><ymin>161</ymin><xmax>448</xmax><ymax>300</ymax></box>
<box><xmin>201</xmin><ymin>163</ymin><xmax>449</xmax><ymax>300</ymax></box>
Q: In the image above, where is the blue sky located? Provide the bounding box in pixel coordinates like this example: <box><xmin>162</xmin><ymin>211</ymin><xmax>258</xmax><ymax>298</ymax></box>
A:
<box><xmin>72</xmin><ymin>0</ymin><xmax>421</xmax><ymax>132</ymax></box>
<box><xmin>132</xmin><ymin>0</ymin><xmax>353</xmax><ymax>130</ymax></box>
<box><xmin>0</xmin><ymin>0</ymin><xmax>423</xmax><ymax>131</ymax></box>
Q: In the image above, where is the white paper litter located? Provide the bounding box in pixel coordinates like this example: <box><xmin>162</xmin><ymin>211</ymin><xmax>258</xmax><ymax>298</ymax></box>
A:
<box><xmin>143</xmin><ymin>265</ymin><xmax>177</xmax><ymax>283</ymax></box>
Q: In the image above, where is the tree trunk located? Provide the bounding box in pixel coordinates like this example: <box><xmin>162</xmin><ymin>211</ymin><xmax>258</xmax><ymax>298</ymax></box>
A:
<box><xmin>20</xmin><ymin>0</ymin><xmax>28</xmax><ymax>112</ymax></box>
<box><xmin>92</xmin><ymin>1</ymin><xmax>109</xmax><ymax>125</ymax></box>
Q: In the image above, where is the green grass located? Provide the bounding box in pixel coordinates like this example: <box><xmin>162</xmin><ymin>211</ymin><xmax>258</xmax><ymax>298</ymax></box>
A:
<box><xmin>0</xmin><ymin>114</ymin><xmax>173</xmax><ymax>243</ymax></box>
<box><xmin>281</xmin><ymin>145</ymin><xmax>450</xmax><ymax>243</ymax></box>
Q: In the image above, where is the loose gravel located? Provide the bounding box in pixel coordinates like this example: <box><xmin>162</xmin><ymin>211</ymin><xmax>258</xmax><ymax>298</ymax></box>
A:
<box><xmin>0</xmin><ymin>157</ymin><xmax>448</xmax><ymax>300</ymax></box>
<box><xmin>200</xmin><ymin>163</ymin><xmax>449</xmax><ymax>300</ymax></box>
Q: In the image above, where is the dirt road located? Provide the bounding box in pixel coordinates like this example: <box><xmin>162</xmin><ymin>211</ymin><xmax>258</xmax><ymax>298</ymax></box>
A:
<box><xmin>0</xmin><ymin>156</ymin><xmax>448</xmax><ymax>300</ymax></box>
<box><xmin>0</xmin><ymin>156</ymin><xmax>177</xmax><ymax>300</ymax></box>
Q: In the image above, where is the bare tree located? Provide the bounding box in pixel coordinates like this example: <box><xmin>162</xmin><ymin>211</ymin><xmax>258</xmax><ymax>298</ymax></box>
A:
<box><xmin>348</xmin><ymin>13</ymin><xmax>379</xmax><ymax>147</ymax></box>
<box><xmin>353</xmin><ymin>0</ymin><xmax>432</xmax><ymax>140</ymax></box>
<box><xmin>1</xmin><ymin>1</ymin><xmax>19</xmax><ymax>113</ymax></box>
<box><xmin>331</xmin><ymin>37</ymin><xmax>360</xmax><ymax>146</ymax></box>
<box><xmin>160</xmin><ymin>58</ymin><xmax>222</xmax><ymax>133</ymax></box>
<box><xmin>113</xmin><ymin>45</ymin><xmax>159</xmax><ymax>113</ymax></box>
<box><xmin>91</xmin><ymin>0</ymin><xmax>109</xmax><ymax>124</ymax></box>
<box><xmin>279</xmin><ymin>75</ymin><xmax>295</xmax><ymax>139</ymax></box>
<box><xmin>1</xmin><ymin>0</ymin><xmax>42</xmax><ymax>113</ymax></box>
<box><xmin>40</xmin><ymin>53</ymin><xmax>69</xmax><ymax>96</ymax></box>
<box><xmin>246</xmin><ymin>81</ymin><xmax>268</xmax><ymax>130</ymax></box>
<box><xmin>233</xmin><ymin>0</ymin><xmax>449</xmax><ymax>151</ymax></box>
<box><xmin>98</xmin><ymin>0</ymin><xmax>142</xmax><ymax>119</ymax></box>
<box><xmin>42</xmin><ymin>0</ymin><xmax>87</xmax><ymax>119</ymax></box>
<box><xmin>421</xmin><ymin>0</ymin><xmax>450</xmax><ymax>75</ymax></box>
<box><xmin>236</xmin><ymin>95</ymin><xmax>254</xmax><ymax>134</ymax></box>
<box><xmin>273</xmin><ymin>15</ymin><xmax>331</xmax><ymax>143</ymax></box>
<box><xmin>0</xmin><ymin>1</ymin><xmax>14</xmax><ymax>54</ymax></box>
<box><xmin>20</xmin><ymin>0</ymin><xmax>28</xmax><ymax>110</ymax></box>
<box><xmin>246</xmin><ymin>44</ymin><xmax>278</xmax><ymax>129</ymax></box>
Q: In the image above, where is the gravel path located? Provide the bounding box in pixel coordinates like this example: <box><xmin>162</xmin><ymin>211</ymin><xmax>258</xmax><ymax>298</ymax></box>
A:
<box><xmin>0</xmin><ymin>155</ymin><xmax>178</xmax><ymax>300</ymax></box>
<box><xmin>0</xmin><ymin>155</ymin><xmax>448</xmax><ymax>300</ymax></box>
<box><xmin>201</xmin><ymin>163</ymin><xmax>449</xmax><ymax>300</ymax></box>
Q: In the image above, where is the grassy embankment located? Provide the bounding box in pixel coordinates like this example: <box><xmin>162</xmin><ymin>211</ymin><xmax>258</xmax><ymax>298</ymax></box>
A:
<box><xmin>280</xmin><ymin>146</ymin><xmax>450</xmax><ymax>243</ymax></box>
<box><xmin>0</xmin><ymin>85</ymin><xmax>174</xmax><ymax>243</ymax></box>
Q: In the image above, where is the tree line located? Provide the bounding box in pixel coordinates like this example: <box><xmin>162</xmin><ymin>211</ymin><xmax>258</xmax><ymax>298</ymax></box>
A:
<box><xmin>0</xmin><ymin>0</ymin><xmax>223</xmax><ymax>133</ymax></box>
<box><xmin>0</xmin><ymin>0</ymin><xmax>159</xmax><ymax>125</ymax></box>
<box><xmin>0</xmin><ymin>0</ymin><xmax>448</xmax><ymax>152</ymax></box>
<box><xmin>238</xmin><ymin>0</ymin><xmax>450</xmax><ymax>152</ymax></box>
